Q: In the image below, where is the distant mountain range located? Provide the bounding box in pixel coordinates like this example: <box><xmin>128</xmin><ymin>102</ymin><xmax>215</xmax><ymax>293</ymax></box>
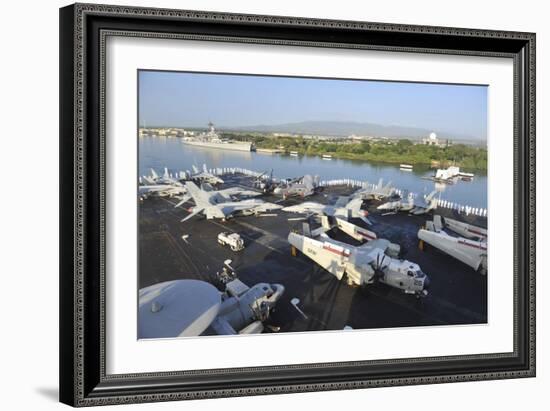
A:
<box><xmin>225</xmin><ymin>120</ymin><xmax>479</xmax><ymax>141</ymax></box>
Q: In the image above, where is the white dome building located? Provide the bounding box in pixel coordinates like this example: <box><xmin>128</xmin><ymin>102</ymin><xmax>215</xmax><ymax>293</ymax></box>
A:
<box><xmin>423</xmin><ymin>132</ymin><xmax>443</xmax><ymax>146</ymax></box>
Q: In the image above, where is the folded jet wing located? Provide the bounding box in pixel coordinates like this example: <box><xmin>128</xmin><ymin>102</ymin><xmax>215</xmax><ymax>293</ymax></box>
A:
<box><xmin>288</xmin><ymin>232</ymin><xmax>348</xmax><ymax>280</ymax></box>
<box><xmin>418</xmin><ymin>215</ymin><xmax>487</xmax><ymax>274</ymax></box>
<box><xmin>334</xmin><ymin>196</ymin><xmax>351</xmax><ymax>207</ymax></box>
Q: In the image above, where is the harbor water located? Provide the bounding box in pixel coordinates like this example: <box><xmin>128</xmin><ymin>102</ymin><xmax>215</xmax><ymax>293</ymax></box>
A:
<box><xmin>139</xmin><ymin>137</ymin><xmax>488</xmax><ymax>209</ymax></box>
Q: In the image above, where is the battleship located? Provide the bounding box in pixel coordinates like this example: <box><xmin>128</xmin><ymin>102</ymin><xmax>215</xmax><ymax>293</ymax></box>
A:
<box><xmin>181</xmin><ymin>123</ymin><xmax>253</xmax><ymax>152</ymax></box>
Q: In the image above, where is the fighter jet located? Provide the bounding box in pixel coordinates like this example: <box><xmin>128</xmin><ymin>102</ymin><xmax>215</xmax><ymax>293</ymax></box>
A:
<box><xmin>253</xmin><ymin>169</ymin><xmax>277</xmax><ymax>193</ymax></box>
<box><xmin>180</xmin><ymin>181</ymin><xmax>282</xmax><ymax>222</ymax></box>
<box><xmin>288</xmin><ymin>218</ymin><xmax>430</xmax><ymax>297</ymax></box>
<box><xmin>189</xmin><ymin>164</ymin><xmax>224</xmax><ymax>185</ymax></box>
<box><xmin>141</xmin><ymin>167</ymin><xmax>184</xmax><ymax>186</ymax></box>
<box><xmin>377</xmin><ymin>190</ymin><xmax>438</xmax><ymax>215</ymax></box>
<box><xmin>173</xmin><ymin>182</ymin><xmax>261</xmax><ymax>208</ymax></box>
<box><xmin>201</xmin><ymin>183</ymin><xmax>261</xmax><ymax>200</ymax></box>
<box><xmin>282</xmin><ymin>196</ymin><xmax>372</xmax><ymax>225</ymax></box>
<box><xmin>139</xmin><ymin>168</ymin><xmax>186</xmax><ymax>199</ymax></box>
<box><xmin>273</xmin><ymin>174</ymin><xmax>320</xmax><ymax>199</ymax></box>
<box><xmin>139</xmin><ymin>184</ymin><xmax>186</xmax><ymax>199</ymax></box>
<box><xmin>407</xmin><ymin>190</ymin><xmax>439</xmax><ymax>215</ymax></box>
<box><xmin>140</xmin><ymin>168</ymin><xmax>163</xmax><ymax>185</ymax></box>
<box><xmin>352</xmin><ymin>178</ymin><xmax>396</xmax><ymax>201</ymax></box>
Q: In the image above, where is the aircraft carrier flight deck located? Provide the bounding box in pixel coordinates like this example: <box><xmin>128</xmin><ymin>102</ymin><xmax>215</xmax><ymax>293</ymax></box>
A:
<box><xmin>139</xmin><ymin>173</ymin><xmax>487</xmax><ymax>334</ymax></box>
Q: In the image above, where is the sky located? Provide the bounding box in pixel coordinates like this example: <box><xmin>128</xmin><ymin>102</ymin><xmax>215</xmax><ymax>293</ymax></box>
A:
<box><xmin>138</xmin><ymin>70</ymin><xmax>488</xmax><ymax>140</ymax></box>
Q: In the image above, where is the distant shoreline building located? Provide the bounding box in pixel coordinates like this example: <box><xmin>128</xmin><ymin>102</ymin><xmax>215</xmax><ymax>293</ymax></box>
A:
<box><xmin>349</xmin><ymin>134</ymin><xmax>390</xmax><ymax>143</ymax></box>
<box><xmin>421</xmin><ymin>132</ymin><xmax>451</xmax><ymax>147</ymax></box>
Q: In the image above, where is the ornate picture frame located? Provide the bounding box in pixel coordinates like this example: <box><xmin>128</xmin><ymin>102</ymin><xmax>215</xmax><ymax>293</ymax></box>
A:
<box><xmin>59</xmin><ymin>3</ymin><xmax>535</xmax><ymax>406</ymax></box>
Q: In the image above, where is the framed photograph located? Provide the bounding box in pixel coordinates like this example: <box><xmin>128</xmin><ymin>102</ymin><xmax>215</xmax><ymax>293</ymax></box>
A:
<box><xmin>59</xmin><ymin>3</ymin><xmax>535</xmax><ymax>407</ymax></box>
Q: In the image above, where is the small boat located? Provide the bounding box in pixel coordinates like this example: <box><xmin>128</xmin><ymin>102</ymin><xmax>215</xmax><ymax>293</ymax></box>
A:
<box><xmin>322</xmin><ymin>154</ymin><xmax>332</xmax><ymax>160</ymax></box>
<box><xmin>399</xmin><ymin>164</ymin><xmax>413</xmax><ymax>171</ymax></box>
<box><xmin>289</xmin><ymin>151</ymin><xmax>299</xmax><ymax>157</ymax></box>
<box><xmin>458</xmin><ymin>171</ymin><xmax>475</xmax><ymax>181</ymax></box>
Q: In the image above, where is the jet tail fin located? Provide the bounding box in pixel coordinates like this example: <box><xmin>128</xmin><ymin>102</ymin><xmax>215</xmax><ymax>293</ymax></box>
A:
<box><xmin>302</xmin><ymin>174</ymin><xmax>314</xmax><ymax>189</ymax></box>
<box><xmin>344</xmin><ymin>198</ymin><xmax>372</xmax><ymax>225</ymax></box>
<box><xmin>383</xmin><ymin>181</ymin><xmax>393</xmax><ymax>194</ymax></box>
<box><xmin>345</xmin><ymin>197</ymin><xmax>363</xmax><ymax>211</ymax></box>
<box><xmin>424</xmin><ymin>190</ymin><xmax>439</xmax><ymax>211</ymax></box>
<box><xmin>425</xmin><ymin>190</ymin><xmax>438</xmax><ymax>202</ymax></box>
<box><xmin>407</xmin><ymin>192</ymin><xmax>415</xmax><ymax>207</ymax></box>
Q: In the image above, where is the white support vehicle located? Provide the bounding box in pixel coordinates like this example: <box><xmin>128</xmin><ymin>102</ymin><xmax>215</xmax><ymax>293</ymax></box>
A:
<box><xmin>217</xmin><ymin>232</ymin><xmax>245</xmax><ymax>251</ymax></box>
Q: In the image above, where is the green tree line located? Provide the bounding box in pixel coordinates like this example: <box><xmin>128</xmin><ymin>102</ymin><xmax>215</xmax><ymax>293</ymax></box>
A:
<box><xmin>224</xmin><ymin>134</ymin><xmax>487</xmax><ymax>170</ymax></box>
